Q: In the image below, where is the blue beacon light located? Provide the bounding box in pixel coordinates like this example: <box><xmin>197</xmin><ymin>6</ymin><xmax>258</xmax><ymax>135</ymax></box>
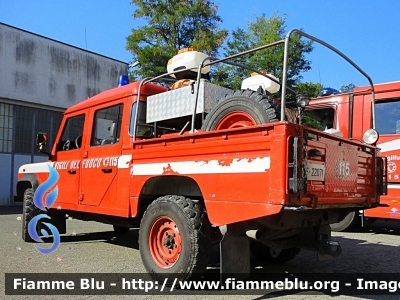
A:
<box><xmin>117</xmin><ymin>75</ymin><xmax>129</xmax><ymax>87</ymax></box>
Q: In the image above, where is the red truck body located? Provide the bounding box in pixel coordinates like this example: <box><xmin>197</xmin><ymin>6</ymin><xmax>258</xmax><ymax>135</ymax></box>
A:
<box><xmin>19</xmin><ymin>81</ymin><xmax>380</xmax><ymax>223</ymax></box>
<box><xmin>16</xmin><ymin>30</ymin><xmax>386</xmax><ymax>279</ymax></box>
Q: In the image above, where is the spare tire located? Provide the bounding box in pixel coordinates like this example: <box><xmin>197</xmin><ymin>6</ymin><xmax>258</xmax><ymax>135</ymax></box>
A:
<box><xmin>201</xmin><ymin>89</ymin><xmax>279</xmax><ymax>131</ymax></box>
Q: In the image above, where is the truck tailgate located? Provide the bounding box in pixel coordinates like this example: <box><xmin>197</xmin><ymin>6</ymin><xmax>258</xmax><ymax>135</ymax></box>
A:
<box><xmin>289</xmin><ymin>129</ymin><xmax>379</xmax><ymax>207</ymax></box>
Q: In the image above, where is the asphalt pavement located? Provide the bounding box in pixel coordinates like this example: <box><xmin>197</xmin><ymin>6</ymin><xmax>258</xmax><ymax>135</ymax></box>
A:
<box><xmin>1</xmin><ymin>206</ymin><xmax>400</xmax><ymax>299</ymax></box>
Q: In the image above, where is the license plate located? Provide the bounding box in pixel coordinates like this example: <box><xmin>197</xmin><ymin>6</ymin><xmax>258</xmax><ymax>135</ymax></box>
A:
<box><xmin>306</xmin><ymin>163</ymin><xmax>325</xmax><ymax>181</ymax></box>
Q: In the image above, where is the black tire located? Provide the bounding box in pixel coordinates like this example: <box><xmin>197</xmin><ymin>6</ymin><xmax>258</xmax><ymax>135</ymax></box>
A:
<box><xmin>139</xmin><ymin>195</ymin><xmax>211</xmax><ymax>281</ymax></box>
<box><xmin>113</xmin><ymin>225</ymin><xmax>130</xmax><ymax>234</ymax></box>
<box><xmin>201</xmin><ymin>89</ymin><xmax>279</xmax><ymax>131</ymax></box>
<box><xmin>330</xmin><ymin>211</ymin><xmax>360</xmax><ymax>232</ymax></box>
<box><xmin>22</xmin><ymin>188</ymin><xmax>40</xmax><ymax>242</ymax></box>
<box><xmin>250</xmin><ymin>240</ymin><xmax>301</xmax><ymax>264</ymax></box>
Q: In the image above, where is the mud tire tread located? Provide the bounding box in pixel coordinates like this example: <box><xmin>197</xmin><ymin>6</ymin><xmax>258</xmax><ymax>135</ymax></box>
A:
<box><xmin>139</xmin><ymin>195</ymin><xmax>211</xmax><ymax>281</ymax></box>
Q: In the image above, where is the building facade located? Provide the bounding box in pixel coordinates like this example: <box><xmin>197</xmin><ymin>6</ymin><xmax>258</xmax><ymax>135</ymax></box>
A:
<box><xmin>0</xmin><ymin>23</ymin><xmax>128</xmax><ymax>205</ymax></box>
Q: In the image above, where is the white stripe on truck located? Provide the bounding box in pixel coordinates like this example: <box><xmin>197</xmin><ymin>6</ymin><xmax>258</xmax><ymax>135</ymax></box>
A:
<box><xmin>131</xmin><ymin>157</ymin><xmax>271</xmax><ymax>176</ymax></box>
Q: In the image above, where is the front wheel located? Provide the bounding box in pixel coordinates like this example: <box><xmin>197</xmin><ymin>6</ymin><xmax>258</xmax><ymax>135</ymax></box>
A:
<box><xmin>22</xmin><ymin>188</ymin><xmax>40</xmax><ymax>242</ymax></box>
<box><xmin>139</xmin><ymin>195</ymin><xmax>211</xmax><ymax>281</ymax></box>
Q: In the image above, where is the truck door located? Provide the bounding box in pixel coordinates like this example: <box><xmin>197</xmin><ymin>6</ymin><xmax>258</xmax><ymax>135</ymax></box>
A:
<box><xmin>80</xmin><ymin>103</ymin><xmax>123</xmax><ymax>207</ymax></box>
<box><xmin>375</xmin><ymin>99</ymin><xmax>400</xmax><ymax>184</ymax></box>
<box><xmin>53</xmin><ymin>113</ymin><xmax>85</xmax><ymax>206</ymax></box>
<box><xmin>363</xmin><ymin>97</ymin><xmax>400</xmax><ymax>219</ymax></box>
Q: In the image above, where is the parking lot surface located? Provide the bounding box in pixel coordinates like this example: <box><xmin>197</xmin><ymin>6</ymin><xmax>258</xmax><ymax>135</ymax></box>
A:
<box><xmin>1</xmin><ymin>207</ymin><xmax>400</xmax><ymax>299</ymax></box>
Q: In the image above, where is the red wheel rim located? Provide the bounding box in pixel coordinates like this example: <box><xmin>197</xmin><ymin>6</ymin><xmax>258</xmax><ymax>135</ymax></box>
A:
<box><xmin>215</xmin><ymin>112</ymin><xmax>256</xmax><ymax>130</ymax></box>
<box><xmin>149</xmin><ymin>216</ymin><xmax>182</xmax><ymax>269</ymax></box>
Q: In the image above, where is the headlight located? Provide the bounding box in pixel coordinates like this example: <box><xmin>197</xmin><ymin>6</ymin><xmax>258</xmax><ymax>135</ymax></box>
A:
<box><xmin>363</xmin><ymin>129</ymin><xmax>379</xmax><ymax>144</ymax></box>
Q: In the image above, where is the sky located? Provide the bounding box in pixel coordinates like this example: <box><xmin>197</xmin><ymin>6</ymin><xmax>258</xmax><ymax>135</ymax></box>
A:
<box><xmin>1</xmin><ymin>0</ymin><xmax>400</xmax><ymax>90</ymax></box>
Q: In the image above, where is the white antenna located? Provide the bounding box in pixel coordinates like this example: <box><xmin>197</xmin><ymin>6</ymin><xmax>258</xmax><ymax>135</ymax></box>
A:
<box><xmin>318</xmin><ymin>63</ymin><xmax>322</xmax><ymax>85</ymax></box>
<box><xmin>85</xmin><ymin>28</ymin><xmax>89</xmax><ymax>94</ymax></box>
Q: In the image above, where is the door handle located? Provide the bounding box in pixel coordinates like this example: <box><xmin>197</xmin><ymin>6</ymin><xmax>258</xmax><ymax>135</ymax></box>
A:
<box><xmin>102</xmin><ymin>168</ymin><xmax>112</xmax><ymax>173</ymax></box>
<box><xmin>68</xmin><ymin>169</ymin><xmax>76</xmax><ymax>174</ymax></box>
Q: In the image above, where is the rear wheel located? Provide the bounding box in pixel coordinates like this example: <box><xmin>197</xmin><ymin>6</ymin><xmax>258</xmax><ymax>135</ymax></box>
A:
<box><xmin>201</xmin><ymin>89</ymin><xmax>279</xmax><ymax>131</ymax></box>
<box><xmin>330</xmin><ymin>211</ymin><xmax>360</xmax><ymax>232</ymax></box>
<box><xmin>139</xmin><ymin>195</ymin><xmax>211</xmax><ymax>281</ymax></box>
<box><xmin>250</xmin><ymin>240</ymin><xmax>301</xmax><ymax>264</ymax></box>
<box><xmin>22</xmin><ymin>188</ymin><xmax>40</xmax><ymax>242</ymax></box>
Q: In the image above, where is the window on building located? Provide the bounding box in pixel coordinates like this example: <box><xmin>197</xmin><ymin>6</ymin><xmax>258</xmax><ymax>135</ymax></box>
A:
<box><xmin>13</xmin><ymin>105</ymin><xmax>63</xmax><ymax>155</ymax></box>
<box><xmin>36</xmin><ymin>109</ymin><xmax>63</xmax><ymax>146</ymax></box>
<box><xmin>91</xmin><ymin>104</ymin><xmax>123</xmax><ymax>146</ymax></box>
<box><xmin>0</xmin><ymin>103</ymin><xmax>13</xmax><ymax>153</ymax></box>
<box><xmin>57</xmin><ymin>114</ymin><xmax>85</xmax><ymax>151</ymax></box>
<box><xmin>376</xmin><ymin>99</ymin><xmax>400</xmax><ymax>135</ymax></box>
<box><xmin>14</xmin><ymin>106</ymin><xmax>33</xmax><ymax>154</ymax></box>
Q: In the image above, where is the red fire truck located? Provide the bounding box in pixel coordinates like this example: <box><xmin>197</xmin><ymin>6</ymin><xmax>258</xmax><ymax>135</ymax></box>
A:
<box><xmin>307</xmin><ymin>81</ymin><xmax>400</xmax><ymax>231</ymax></box>
<box><xmin>16</xmin><ymin>30</ymin><xmax>386</xmax><ymax>280</ymax></box>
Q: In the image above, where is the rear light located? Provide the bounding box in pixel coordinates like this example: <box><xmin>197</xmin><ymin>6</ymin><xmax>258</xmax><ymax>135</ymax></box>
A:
<box><xmin>377</xmin><ymin>157</ymin><xmax>388</xmax><ymax>195</ymax></box>
<box><xmin>288</xmin><ymin>137</ymin><xmax>307</xmax><ymax>195</ymax></box>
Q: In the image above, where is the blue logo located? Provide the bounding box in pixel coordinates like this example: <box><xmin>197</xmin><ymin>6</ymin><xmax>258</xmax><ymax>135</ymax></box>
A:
<box><xmin>28</xmin><ymin>164</ymin><xmax>60</xmax><ymax>254</ymax></box>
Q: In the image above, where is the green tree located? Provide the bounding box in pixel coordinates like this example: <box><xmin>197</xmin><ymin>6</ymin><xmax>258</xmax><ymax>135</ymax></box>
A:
<box><xmin>126</xmin><ymin>0</ymin><xmax>228</xmax><ymax>80</ymax></box>
<box><xmin>340</xmin><ymin>83</ymin><xmax>356</xmax><ymax>93</ymax></box>
<box><xmin>295</xmin><ymin>81</ymin><xmax>323</xmax><ymax>98</ymax></box>
<box><xmin>287</xmin><ymin>81</ymin><xmax>324</xmax><ymax>129</ymax></box>
<box><xmin>300</xmin><ymin>117</ymin><xmax>325</xmax><ymax>130</ymax></box>
<box><xmin>213</xmin><ymin>13</ymin><xmax>313</xmax><ymax>96</ymax></box>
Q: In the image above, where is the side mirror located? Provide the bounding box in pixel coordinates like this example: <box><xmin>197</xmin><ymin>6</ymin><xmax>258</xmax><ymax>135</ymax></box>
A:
<box><xmin>109</xmin><ymin>122</ymin><xmax>116</xmax><ymax>138</ymax></box>
<box><xmin>36</xmin><ymin>133</ymin><xmax>47</xmax><ymax>151</ymax></box>
<box><xmin>296</xmin><ymin>94</ymin><xmax>310</xmax><ymax>109</ymax></box>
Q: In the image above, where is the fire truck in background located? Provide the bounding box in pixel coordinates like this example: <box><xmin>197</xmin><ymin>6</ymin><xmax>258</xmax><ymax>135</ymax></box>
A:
<box><xmin>307</xmin><ymin>82</ymin><xmax>400</xmax><ymax>231</ymax></box>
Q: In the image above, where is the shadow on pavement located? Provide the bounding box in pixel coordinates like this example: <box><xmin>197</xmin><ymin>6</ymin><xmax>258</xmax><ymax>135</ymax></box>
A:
<box><xmin>0</xmin><ymin>206</ymin><xmax>22</xmax><ymax>215</ymax></box>
<box><xmin>344</xmin><ymin>219</ymin><xmax>400</xmax><ymax>235</ymax></box>
<box><xmin>47</xmin><ymin>228</ymin><xmax>141</xmax><ymax>250</ymax></box>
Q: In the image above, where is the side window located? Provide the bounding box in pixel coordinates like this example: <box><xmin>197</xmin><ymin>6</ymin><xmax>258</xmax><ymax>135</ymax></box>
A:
<box><xmin>376</xmin><ymin>99</ymin><xmax>400</xmax><ymax>134</ymax></box>
<box><xmin>129</xmin><ymin>101</ymin><xmax>153</xmax><ymax>138</ymax></box>
<box><xmin>128</xmin><ymin>102</ymin><xmax>137</xmax><ymax>136</ymax></box>
<box><xmin>91</xmin><ymin>104</ymin><xmax>123</xmax><ymax>146</ymax></box>
<box><xmin>57</xmin><ymin>114</ymin><xmax>85</xmax><ymax>151</ymax></box>
<box><xmin>302</xmin><ymin>108</ymin><xmax>335</xmax><ymax>130</ymax></box>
